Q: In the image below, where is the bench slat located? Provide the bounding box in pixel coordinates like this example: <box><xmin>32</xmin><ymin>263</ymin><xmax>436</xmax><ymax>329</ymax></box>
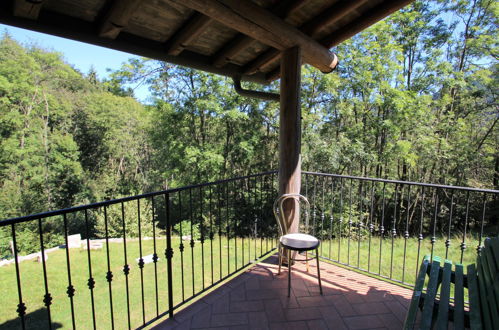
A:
<box><xmin>403</xmin><ymin>255</ymin><xmax>430</xmax><ymax>330</ymax></box>
<box><xmin>485</xmin><ymin>237</ymin><xmax>499</xmax><ymax>267</ymax></box>
<box><xmin>420</xmin><ymin>258</ymin><xmax>441</xmax><ymax>329</ymax></box>
<box><xmin>488</xmin><ymin>239</ymin><xmax>499</xmax><ymax>305</ymax></box>
<box><xmin>454</xmin><ymin>263</ymin><xmax>465</xmax><ymax>330</ymax></box>
<box><xmin>483</xmin><ymin>240</ymin><xmax>498</xmax><ymax>275</ymax></box>
<box><xmin>484</xmin><ymin>239</ymin><xmax>499</xmax><ymax>309</ymax></box>
<box><xmin>468</xmin><ymin>263</ymin><xmax>482</xmax><ymax>330</ymax></box>
<box><xmin>480</xmin><ymin>248</ymin><xmax>499</xmax><ymax>329</ymax></box>
<box><xmin>477</xmin><ymin>256</ymin><xmax>493</xmax><ymax>330</ymax></box>
<box><xmin>435</xmin><ymin>260</ymin><xmax>452</xmax><ymax>330</ymax></box>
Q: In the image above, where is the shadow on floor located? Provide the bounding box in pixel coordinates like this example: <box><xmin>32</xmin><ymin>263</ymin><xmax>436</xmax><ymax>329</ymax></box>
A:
<box><xmin>153</xmin><ymin>253</ymin><xmax>414</xmax><ymax>330</ymax></box>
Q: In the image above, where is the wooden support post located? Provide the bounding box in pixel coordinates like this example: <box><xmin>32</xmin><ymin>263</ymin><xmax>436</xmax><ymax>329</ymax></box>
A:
<box><xmin>278</xmin><ymin>47</ymin><xmax>301</xmax><ymax>262</ymax></box>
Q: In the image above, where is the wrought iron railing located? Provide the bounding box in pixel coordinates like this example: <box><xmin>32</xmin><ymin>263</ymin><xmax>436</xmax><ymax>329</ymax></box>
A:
<box><xmin>303</xmin><ymin>171</ymin><xmax>498</xmax><ymax>287</ymax></box>
<box><xmin>0</xmin><ymin>172</ymin><xmax>278</xmax><ymax>330</ymax></box>
<box><xmin>1</xmin><ymin>170</ymin><xmax>497</xmax><ymax>329</ymax></box>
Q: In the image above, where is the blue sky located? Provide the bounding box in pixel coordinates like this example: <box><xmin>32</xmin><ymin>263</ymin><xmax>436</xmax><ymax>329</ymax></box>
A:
<box><xmin>1</xmin><ymin>24</ymin><xmax>151</xmax><ymax>101</ymax></box>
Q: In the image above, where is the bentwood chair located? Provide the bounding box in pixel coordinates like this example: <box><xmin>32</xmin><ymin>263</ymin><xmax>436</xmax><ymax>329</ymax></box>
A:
<box><xmin>273</xmin><ymin>193</ymin><xmax>322</xmax><ymax>297</ymax></box>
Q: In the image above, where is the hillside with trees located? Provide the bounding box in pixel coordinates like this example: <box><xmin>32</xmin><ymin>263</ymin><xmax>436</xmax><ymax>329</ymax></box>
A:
<box><xmin>0</xmin><ymin>0</ymin><xmax>497</xmax><ymax>254</ymax></box>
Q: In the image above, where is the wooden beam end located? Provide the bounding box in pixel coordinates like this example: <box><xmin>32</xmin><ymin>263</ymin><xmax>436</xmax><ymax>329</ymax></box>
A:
<box><xmin>321</xmin><ymin>52</ymin><xmax>338</xmax><ymax>73</ymax></box>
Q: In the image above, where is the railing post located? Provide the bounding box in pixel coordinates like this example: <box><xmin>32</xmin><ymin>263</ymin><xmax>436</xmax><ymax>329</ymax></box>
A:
<box><xmin>164</xmin><ymin>193</ymin><xmax>174</xmax><ymax>319</ymax></box>
<box><xmin>11</xmin><ymin>224</ymin><xmax>26</xmax><ymax>330</ymax></box>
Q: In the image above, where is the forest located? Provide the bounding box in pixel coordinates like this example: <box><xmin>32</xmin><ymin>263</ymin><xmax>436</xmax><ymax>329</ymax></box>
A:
<box><xmin>0</xmin><ymin>0</ymin><xmax>497</xmax><ymax>255</ymax></box>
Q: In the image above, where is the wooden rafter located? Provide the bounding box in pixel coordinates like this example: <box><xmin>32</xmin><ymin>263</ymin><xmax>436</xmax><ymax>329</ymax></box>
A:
<box><xmin>301</xmin><ymin>0</ymin><xmax>369</xmax><ymax>37</ymax></box>
<box><xmin>244</xmin><ymin>49</ymin><xmax>280</xmax><ymax>75</ymax></box>
<box><xmin>265</xmin><ymin>68</ymin><xmax>281</xmax><ymax>83</ymax></box>
<box><xmin>322</xmin><ymin>0</ymin><xmax>415</xmax><ymax>48</ymax></box>
<box><xmin>0</xmin><ymin>8</ymin><xmax>268</xmax><ymax>84</ymax></box>
<box><xmin>245</xmin><ymin>0</ymin><xmax>368</xmax><ymax>78</ymax></box>
<box><xmin>13</xmin><ymin>0</ymin><xmax>44</xmax><ymax>20</ymax></box>
<box><xmin>211</xmin><ymin>0</ymin><xmax>308</xmax><ymax>68</ymax></box>
<box><xmin>165</xmin><ymin>12</ymin><xmax>212</xmax><ymax>56</ymax></box>
<box><xmin>263</xmin><ymin>0</ymin><xmax>415</xmax><ymax>81</ymax></box>
<box><xmin>99</xmin><ymin>0</ymin><xmax>142</xmax><ymax>39</ymax></box>
<box><xmin>212</xmin><ymin>34</ymin><xmax>252</xmax><ymax>68</ymax></box>
<box><xmin>170</xmin><ymin>0</ymin><xmax>338</xmax><ymax>73</ymax></box>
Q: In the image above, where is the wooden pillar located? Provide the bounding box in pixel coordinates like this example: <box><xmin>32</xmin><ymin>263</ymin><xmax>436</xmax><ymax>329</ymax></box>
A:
<box><xmin>278</xmin><ymin>46</ymin><xmax>302</xmax><ymax>237</ymax></box>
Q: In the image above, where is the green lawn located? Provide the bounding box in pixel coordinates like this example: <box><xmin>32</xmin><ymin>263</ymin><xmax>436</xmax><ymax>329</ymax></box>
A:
<box><xmin>0</xmin><ymin>235</ymin><xmax>481</xmax><ymax>329</ymax></box>
<box><xmin>0</xmin><ymin>236</ymin><xmax>275</xmax><ymax>330</ymax></box>
<box><xmin>317</xmin><ymin>235</ymin><xmax>480</xmax><ymax>286</ymax></box>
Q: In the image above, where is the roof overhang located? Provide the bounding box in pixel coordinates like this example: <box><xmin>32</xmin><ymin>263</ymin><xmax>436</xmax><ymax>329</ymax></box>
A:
<box><xmin>1</xmin><ymin>0</ymin><xmax>414</xmax><ymax>84</ymax></box>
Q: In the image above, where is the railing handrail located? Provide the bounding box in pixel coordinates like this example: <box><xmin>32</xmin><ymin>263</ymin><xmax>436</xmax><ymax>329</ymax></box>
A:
<box><xmin>303</xmin><ymin>171</ymin><xmax>499</xmax><ymax>194</ymax></box>
<box><xmin>3</xmin><ymin>170</ymin><xmax>497</xmax><ymax>227</ymax></box>
<box><xmin>0</xmin><ymin>170</ymin><xmax>278</xmax><ymax>227</ymax></box>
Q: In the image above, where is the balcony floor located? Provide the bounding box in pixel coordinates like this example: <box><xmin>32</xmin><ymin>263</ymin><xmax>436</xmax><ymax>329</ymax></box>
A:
<box><xmin>154</xmin><ymin>254</ymin><xmax>414</xmax><ymax>330</ymax></box>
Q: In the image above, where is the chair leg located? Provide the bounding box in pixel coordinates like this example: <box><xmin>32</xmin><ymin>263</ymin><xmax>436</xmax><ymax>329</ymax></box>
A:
<box><xmin>316</xmin><ymin>248</ymin><xmax>323</xmax><ymax>295</ymax></box>
<box><xmin>287</xmin><ymin>249</ymin><xmax>292</xmax><ymax>297</ymax></box>
<box><xmin>278</xmin><ymin>246</ymin><xmax>282</xmax><ymax>275</ymax></box>
<box><xmin>306</xmin><ymin>251</ymin><xmax>309</xmax><ymax>272</ymax></box>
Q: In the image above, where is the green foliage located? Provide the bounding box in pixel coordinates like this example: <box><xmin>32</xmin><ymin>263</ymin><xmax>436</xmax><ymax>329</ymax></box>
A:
<box><xmin>93</xmin><ymin>201</ymin><xmax>154</xmax><ymax>239</ymax></box>
<box><xmin>0</xmin><ymin>35</ymin><xmax>153</xmax><ymax>253</ymax></box>
<box><xmin>173</xmin><ymin>220</ymin><xmax>201</xmax><ymax>239</ymax></box>
<box><xmin>1</xmin><ymin>0</ymin><xmax>498</xmax><ymax>254</ymax></box>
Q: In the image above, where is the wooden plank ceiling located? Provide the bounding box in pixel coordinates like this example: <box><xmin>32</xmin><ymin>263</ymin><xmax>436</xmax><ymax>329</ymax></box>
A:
<box><xmin>1</xmin><ymin>0</ymin><xmax>414</xmax><ymax>84</ymax></box>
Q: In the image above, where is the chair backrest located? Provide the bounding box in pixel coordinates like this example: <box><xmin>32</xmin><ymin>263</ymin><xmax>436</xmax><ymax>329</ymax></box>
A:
<box><xmin>273</xmin><ymin>193</ymin><xmax>311</xmax><ymax>237</ymax></box>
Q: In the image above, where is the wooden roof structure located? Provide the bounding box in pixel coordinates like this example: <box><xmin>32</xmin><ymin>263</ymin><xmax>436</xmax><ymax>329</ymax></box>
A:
<box><xmin>1</xmin><ymin>0</ymin><xmax>414</xmax><ymax>84</ymax></box>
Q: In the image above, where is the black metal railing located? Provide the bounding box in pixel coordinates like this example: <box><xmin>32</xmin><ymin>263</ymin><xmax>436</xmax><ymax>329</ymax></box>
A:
<box><xmin>1</xmin><ymin>170</ymin><xmax>498</xmax><ymax>329</ymax></box>
<box><xmin>0</xmin><ymin>172</ymin><xmax>277</xmax><ymax>330</ymax></box>
<box><xmin>302</xmin><ymin>171</ymin><xmax>498</xmax><ymax>287</ymax></box>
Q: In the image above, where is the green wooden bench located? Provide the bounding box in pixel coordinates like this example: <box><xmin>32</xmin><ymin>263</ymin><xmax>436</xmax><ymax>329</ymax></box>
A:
<box><xmin>404</xmin><ymin>236</ymin><xmax>499</xmax><ymax>329</ymax></box>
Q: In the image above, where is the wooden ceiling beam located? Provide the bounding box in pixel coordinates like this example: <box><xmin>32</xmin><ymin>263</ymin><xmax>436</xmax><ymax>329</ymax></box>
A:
<box><xmin>244</xmin><ymin>0</ymin><xmax>366</xmax><ymax>76</ymax></box>
<box><xmin>99</xmin><ymin>0</ymin><xmax>142</xmax><ymax>39</ymax></box>
<box><xmin>244</xmin><ymin>49</ymin><xmax>280</xmax><ymax>75</ymax></box>
<box><xmin>322</xmin><ymin>0</ymin><xmax>414</xmax><ymax>48</ymax></box>
<box><xmin>0</xmin><ymin>8</ymin><xmax>268</xmax><ymax>84</ymax></box>
<box><xmin>165</xmin><ymin>12</ymin><xmax>212</xmax><ymax>56</ymax></box>
<box><xmin>301</xmin><ymin>0</ymin><xmax>368</xmax><ymax>37</ymax></box>
<box><xmin>266</xmin><ymin>0</ymin><xmax>415</xmax><ymax>81</ymax></box>
<box><xmin>266</xmin><ymin>68</ymin><xmax>280</xmax><ymax>83</ymax></box>
<box><xmin>170</xmin><ymin>0</ymin><xmax>338</xmax><ymax>73</ymax></box>
<box><xmin>13</xmin><ymin>0</ymin><xmax>44</xmax><ymax>20</ymax></box>
<box><xmin>274</xmin><ymin>0</ymin><xmax>309</xmax><ymax>20</ymax></box>
<box><xmin>212</xmin><ymin>0</ymin><xmax>308</xmax><ymax>68</ymax></box>
<box><xmin>212</xmin><ymin>34</ymin><xmax>252</xmax><ymax>68</ymax></box>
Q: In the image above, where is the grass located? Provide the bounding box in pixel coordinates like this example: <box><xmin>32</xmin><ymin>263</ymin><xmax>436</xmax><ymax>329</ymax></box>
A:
<box><xmin>0</xmin><ymin>236</ymin><xmax>275</xmax><ymax>330</ymax></box>
<box><xmin>317</xmin><ymin>235</ymin><xmax>480</xmax><ymax>286</ymax></box>
<box><xmin>0</xmin><ymin>234</ymin><xmax>481</xmax><ymax>329</ymax></box>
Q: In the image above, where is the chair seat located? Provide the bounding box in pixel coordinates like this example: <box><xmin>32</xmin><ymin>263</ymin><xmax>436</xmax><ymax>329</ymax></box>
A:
<box><xmin>280</xmin><ymin>233</ymin><xmax>320</xmax><ymax>251</ymax></box>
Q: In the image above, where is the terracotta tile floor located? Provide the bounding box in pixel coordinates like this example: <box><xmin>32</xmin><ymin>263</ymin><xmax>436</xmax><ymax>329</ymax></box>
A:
<box><xmin>153</xmin><ymin>254</ymin><xmax>413</xmax><ymax>330</ymax></box>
